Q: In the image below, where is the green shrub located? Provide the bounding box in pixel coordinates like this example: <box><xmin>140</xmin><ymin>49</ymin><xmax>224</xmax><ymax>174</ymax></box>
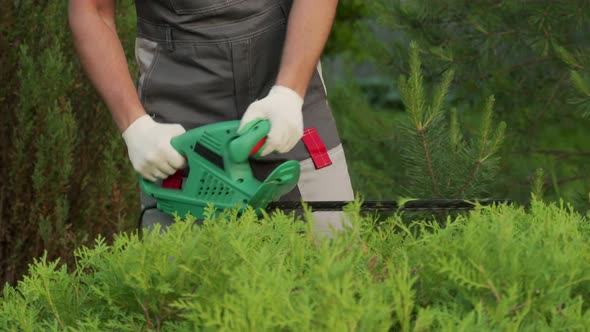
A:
<box><xmin>0</xmin><ymin>0</ymin><xmax>139</xmax><ymax>285</ymax></box>
<box><xmin>2</xmin><ymin>200</ymin><xmax>590</xmax><ymax>331</ymax></box>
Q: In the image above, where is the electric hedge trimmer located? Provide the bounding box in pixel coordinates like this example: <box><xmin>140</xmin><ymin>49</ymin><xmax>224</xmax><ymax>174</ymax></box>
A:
<box><xmin>139</xmin><ymin>120</ymin><xmax>510</xmax><ymax>219</ymax></box>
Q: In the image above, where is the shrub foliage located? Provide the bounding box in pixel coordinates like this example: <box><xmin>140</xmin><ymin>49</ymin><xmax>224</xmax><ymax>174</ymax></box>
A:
<box><xmin>0</xmin><ymin>1</ymin><xmax>139</xmax><ymax>285</ymax></box>
<box><xmin>2</xmin><ymin>201</ymin><xmax>590</xmax><ymax>331</ymax></box>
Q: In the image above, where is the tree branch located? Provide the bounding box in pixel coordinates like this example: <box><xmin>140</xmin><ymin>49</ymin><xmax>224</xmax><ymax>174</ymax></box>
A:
<box><xmin>457</xmin><ymin>160</ymin><xmax>482</xmax><ymax>196</ymax></box>
<box><xmin>419</xmin><ymin>128</ymin><xmax>440</xmax><ymax>198</ymax></box>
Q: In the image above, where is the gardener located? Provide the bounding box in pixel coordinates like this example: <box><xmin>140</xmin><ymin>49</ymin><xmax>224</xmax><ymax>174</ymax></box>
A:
<box><xmin>68</xmin><ymin>0</ymin><xmax>354</xmax><ymax>235</ymax></box>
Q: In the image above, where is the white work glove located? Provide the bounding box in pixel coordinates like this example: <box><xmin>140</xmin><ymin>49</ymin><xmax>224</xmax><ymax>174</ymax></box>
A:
<box><xmin>238</xmin><ymin>85</ymin><xmax>304</xmax><ymax>156</ymax></box>
<box><xmin>122</xmin><ymin>114</ymin><xmax>187</xmax><ymax>182</ymax></box>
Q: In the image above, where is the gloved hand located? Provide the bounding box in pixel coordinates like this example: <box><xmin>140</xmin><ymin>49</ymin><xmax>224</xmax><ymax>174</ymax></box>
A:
<box><xmin>122</xmin><ymin>114</ymin><xmax>187</xmax><ymax>182</ymax></box>
<box><xmin>238</xmin><ymin>85</ymin><xmax>304</xmax><ymax>156</ymax></box>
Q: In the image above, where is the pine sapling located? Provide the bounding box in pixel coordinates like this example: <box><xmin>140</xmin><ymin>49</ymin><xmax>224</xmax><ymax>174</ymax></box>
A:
<box><xmin>397</xmin><ymin>42</ymin><xmax>505</xmax><ymax>199</ymax></box>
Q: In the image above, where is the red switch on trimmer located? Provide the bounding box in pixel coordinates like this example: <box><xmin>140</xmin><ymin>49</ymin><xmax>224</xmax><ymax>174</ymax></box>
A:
<box><xmin>162</xmin><ymin>169</ymin><xmax>184</xmax><ymax>189</ymax></box>
<box><xmin>249</xmin><ymin>137</ymin><xmax>267</xmax><ymax>157</ymax></box>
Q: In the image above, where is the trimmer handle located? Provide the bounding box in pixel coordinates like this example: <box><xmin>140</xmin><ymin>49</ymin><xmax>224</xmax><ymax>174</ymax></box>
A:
<box><xmin>228</xmin><ymin>119</ymin><xmax>270</xmax><ymax>163</ymax></box>
<box><xmin>163</xmin><ymin>119</ymin><xmax>269</xmax><ymax>162</ymax></box>
<box><xmin>139</xmin><ymin>119</ymin><xmax>270</xmax><ymax>183</ymax></box>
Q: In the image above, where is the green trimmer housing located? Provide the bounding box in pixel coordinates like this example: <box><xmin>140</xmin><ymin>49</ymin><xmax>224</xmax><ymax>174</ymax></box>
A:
<box><xmin>139</xmin><ymin>120</ymin><xmax>301</xmax><ymax>219</ymax></box>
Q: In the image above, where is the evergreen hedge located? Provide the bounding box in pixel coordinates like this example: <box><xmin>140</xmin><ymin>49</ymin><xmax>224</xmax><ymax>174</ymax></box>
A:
<box><xmin>2</xmin><ymin>200</ymin><xmax>590</xmax><ymax>331</ymax></box>
<box><xmin>0</xmin><ymin>1</ymin><xmax>139</xmax><ymax>285</ymax></box>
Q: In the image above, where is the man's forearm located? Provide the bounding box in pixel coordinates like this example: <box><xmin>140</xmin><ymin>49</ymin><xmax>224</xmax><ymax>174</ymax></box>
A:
<box><xmin>68</xmin><ymin>1</ymin><xmax>144</xmax><ymax>132</ymax></box>
<box><xmin>275</xmin><ymin>0</ymin><xmax>338</xmax><ymax>97</ymax></box>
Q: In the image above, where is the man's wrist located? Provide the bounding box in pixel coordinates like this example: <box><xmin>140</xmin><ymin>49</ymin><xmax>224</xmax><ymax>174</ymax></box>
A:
<box><xmin>117</xmin><ymin>106</ymin><xmax>147</xmax><ymax>133</ymax></box>
<box><xmin>275</xmin><ymin>74</ymin><xmax>308</xmax><ymax>99</ymax></box>
<box><xmin>121</xmin><ymin>114</ymin><xmax>154</xmax><ymax>140</ymax></box>
<box><xmin>271</xmin><ymin>85</ymin><xmax>304</xmax><ymax>105</ymax></box>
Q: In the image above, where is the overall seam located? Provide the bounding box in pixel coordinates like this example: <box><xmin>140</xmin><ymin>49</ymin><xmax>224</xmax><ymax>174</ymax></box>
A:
<box><xmin>247</xmin><ymin>38</ymin><xmax>254</xmax><ymax>102</ymax></box>
<box><xmin>180</xmin><ymin>3</ymin><xmax>280</xmax><ymax>30</ymax></box>
<box><xmin>230</xmin><ymin>41</ymin><xmax>240</xmax><ymax>119</ymax></box>
<box><xmin>136</xmin><ymin>18</ymin><xmax>286</xmax><ymax>45</ymax></box>
<box><xmin>168</xmin><ymin>0</ymin><xmax>248</xmax><ymax>15</ymax></box>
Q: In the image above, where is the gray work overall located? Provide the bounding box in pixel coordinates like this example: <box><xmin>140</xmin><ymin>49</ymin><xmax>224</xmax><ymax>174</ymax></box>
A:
<box><xmin>135</xmin><ymin>0</ymin><xmax>354</xmax><ymax>235</ymax></box>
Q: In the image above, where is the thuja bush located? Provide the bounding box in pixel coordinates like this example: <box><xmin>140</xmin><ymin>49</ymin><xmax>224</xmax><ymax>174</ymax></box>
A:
<box><xmin>2</xmin><ymin>200</ymin><xmax>590</xmax><ymax>331</ymax></box>
<box><xmin>0</xmin><ymin>1</ymin><xmax>139</xmax><ymax>285</ymax></box>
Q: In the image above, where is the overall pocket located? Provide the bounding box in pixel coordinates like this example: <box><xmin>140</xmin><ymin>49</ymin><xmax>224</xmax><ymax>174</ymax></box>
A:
<box><xmin>140</xmin><ymin>43</ymin><xmax>238</xmax><ymax>128</ymax></box>
<box><xmin>135</xmin><ymin>37</ymin><xmax>161</xmax><ymax>104</ymax></box>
